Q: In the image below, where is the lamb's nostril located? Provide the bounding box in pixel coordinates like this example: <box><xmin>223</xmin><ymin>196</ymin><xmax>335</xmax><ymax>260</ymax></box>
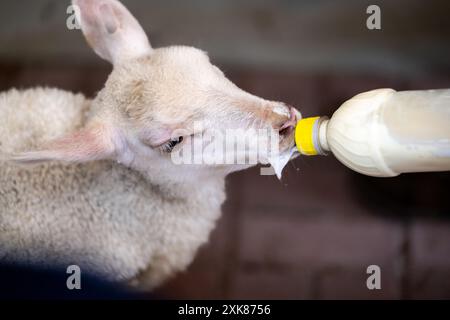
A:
<box><xmin>278</xmin><ymin>107</ymin><xmax>298</xmax><ymax>136</ymax></box>
<box><xmin>279</xmin><ymin>125</ymin><xmax>294</xmax><ymax>138</ymax></box>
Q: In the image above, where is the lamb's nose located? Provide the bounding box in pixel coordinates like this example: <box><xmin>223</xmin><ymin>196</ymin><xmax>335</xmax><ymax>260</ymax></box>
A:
<box><xmin>269</xmin><ymin>104</ymin><xmax>292</xmax><ymax>128</ymax></box>
<box><xmin>278</xmin><ymin>106</ymin><xmax>300</xmax><ymax>137</ymax></box>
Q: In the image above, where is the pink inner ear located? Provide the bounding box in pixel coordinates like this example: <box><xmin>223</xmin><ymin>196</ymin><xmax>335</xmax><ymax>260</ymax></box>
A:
<box><xmin>74</xmin><ymin>0</ymin><xmax>152</xmax><ymax>64</ymax></box>
<box><xmin>48</xmin><ymin>125</ymin><xmax>114</xmax><ymax>161</ymax></box>
<box><xmin>99</xmin><ymin>3</ymin><xmax>119</xmax><ymax>34</ymax></box>
<box><xmin>13</xmin><ymin>124</ymin><xmax>117</xmax><ymax>164</ymax></box>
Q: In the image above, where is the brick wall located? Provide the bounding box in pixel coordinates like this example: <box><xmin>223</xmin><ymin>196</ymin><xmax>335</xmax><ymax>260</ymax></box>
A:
<box><xmin>0</xmin><ymin>0</ymin><xmax>449</xmax><ymax>76</ymax></box>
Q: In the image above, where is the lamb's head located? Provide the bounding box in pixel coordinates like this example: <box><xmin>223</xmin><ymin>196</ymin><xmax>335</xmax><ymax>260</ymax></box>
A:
<box><xmin>14</xmin><ymin>0</ymin><xmax>300</xmax><ymax>183</ymax></box>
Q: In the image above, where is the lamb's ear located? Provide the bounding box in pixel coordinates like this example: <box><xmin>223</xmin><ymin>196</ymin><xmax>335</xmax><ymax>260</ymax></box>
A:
<box><xmin>12</xmin><ymin>123</ymin><xmax>119</xmax><ymax>165</ymax></box>
<box><xmin>73</xmin><ymin>0</ymin><xmax>152</xmax><ymax>64</ymax></box>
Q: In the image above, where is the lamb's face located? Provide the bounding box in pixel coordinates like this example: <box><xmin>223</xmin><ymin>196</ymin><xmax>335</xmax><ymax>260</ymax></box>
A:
<box><xmin>102</xmin><ymin>46</ymin><xmax>299</xmax><ymax>177</ymax></box>
<box><xmin>13</xmin><ymin>0</ymin><xmax>299</xmax><ymax>181</ymax></box>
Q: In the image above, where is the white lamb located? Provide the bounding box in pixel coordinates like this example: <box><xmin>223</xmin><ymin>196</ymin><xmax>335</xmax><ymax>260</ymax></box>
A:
<box><xmin>0</xmin><ymin>0</ymin><xmax>299</xmax><ymax>290</ymax></box>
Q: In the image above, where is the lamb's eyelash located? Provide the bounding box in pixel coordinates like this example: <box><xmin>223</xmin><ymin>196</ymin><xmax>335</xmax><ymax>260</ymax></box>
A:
<box><xmin>160</xmin><ymin>137</ymin><xmax>184</xmax><ymax>153</ymax></box>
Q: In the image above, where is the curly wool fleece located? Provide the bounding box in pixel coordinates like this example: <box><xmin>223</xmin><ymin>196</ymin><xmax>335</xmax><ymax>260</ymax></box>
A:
<box><xmin>0</xmin><ymin>88</ymin><xmax>225</xmax><ymax>289</ymax></box>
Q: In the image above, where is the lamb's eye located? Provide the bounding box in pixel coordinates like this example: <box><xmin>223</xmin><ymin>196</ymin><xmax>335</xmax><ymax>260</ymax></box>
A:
<box><xmin>161</xmin><ymin>136</ymin><xmax>184</xmax><ymax>153</ymax></box>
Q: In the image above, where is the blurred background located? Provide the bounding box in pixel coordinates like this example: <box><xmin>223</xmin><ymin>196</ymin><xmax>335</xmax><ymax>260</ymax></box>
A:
<box><xmin>0</xmin><ymin>0</ymin><xmax>449</xmax><ymax>299</ymax></box>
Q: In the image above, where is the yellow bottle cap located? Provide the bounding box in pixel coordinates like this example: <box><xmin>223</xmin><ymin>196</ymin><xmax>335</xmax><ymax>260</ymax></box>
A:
<box><xmin>295</xmin><ymin>116</ymin><xmax>326</xmax><ymax>156</ymax></box>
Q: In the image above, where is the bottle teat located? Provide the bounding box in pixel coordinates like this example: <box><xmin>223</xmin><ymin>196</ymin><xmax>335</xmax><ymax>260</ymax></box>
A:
<box><xmin>294</xmin><ymin>116</ymin><xmax>329</xmax><ymax>156</ymax></box>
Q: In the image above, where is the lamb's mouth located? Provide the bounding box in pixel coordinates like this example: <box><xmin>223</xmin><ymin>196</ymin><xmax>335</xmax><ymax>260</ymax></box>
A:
<box><xmin>279</xmin><ymin>125</ymin><xmax>295</xmax><ymax>140</ymax></box>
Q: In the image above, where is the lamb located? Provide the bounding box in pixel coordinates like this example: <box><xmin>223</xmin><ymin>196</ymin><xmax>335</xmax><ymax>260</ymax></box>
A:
<box><xmin>0</xmin><ymin>0</ymin><xmax>299</xmax><ymax>290</ymax></box>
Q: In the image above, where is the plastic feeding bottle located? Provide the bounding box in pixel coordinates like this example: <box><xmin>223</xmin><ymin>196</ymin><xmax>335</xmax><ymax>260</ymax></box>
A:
<box><xmin>294</xmin><ymin>88</ymin><xmax>450</xmax><ymax>177</ymax></box>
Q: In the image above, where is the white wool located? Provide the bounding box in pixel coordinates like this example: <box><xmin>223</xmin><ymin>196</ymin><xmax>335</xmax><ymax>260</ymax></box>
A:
<box><xmin>0</xmin><ymin>87</ymin><xmax>226</xmax><ymax>289</ymax></box>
